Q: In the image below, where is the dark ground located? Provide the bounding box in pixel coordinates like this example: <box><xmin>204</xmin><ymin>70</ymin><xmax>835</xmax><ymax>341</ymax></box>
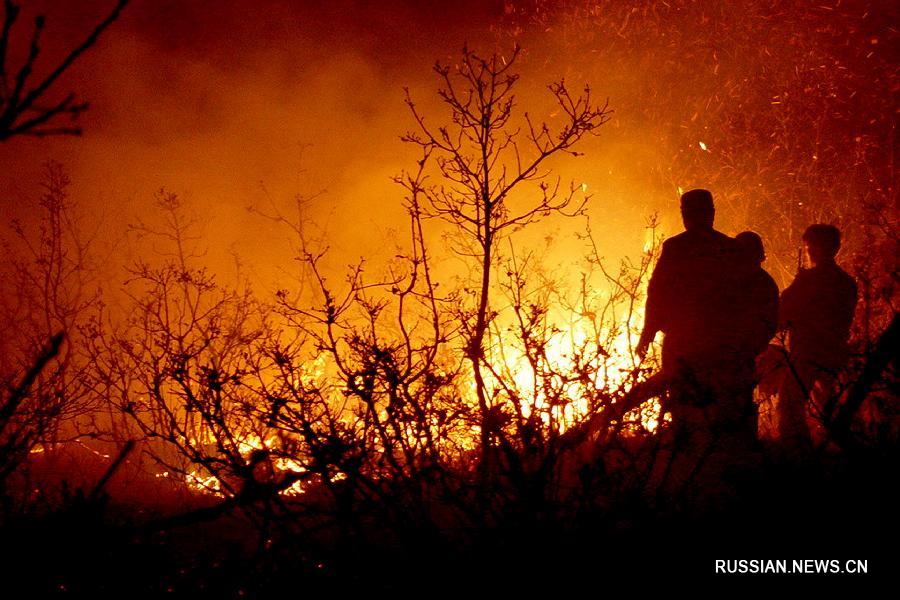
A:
<box><xmin>1</xmin><ymin>443</ymin><xmax>897</xmax><ymax>596</ymax></box>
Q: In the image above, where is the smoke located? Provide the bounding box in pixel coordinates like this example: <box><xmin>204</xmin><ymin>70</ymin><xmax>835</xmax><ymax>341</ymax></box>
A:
<box><xmin>0</xmin><ymin>0</ymin><xmax>513</xmax><ymax>291</ymax></box>
<box><xmin>1</xmin><ymin>0</ymin><xmax>895</xmax><ymax>301</ymax></box>
<box><xmin>0</xmin><ymin>0</ymin><xmax>690</xmax><ymax>302</ymax></box>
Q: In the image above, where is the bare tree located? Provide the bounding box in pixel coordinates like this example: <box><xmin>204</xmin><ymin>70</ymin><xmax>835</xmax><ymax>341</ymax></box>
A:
<box><xmin>401</xmin><ymin>45</ymin><xmax>610</xmax><ymax>485</ymax></box>
<box><xmin>0</xmin><ymin>162</ymin><xmax>103</xmax><ymax>499</ymax></box>
<box><xmin>0</xmin><ymin>0</ymin><xmax>128</xmax><ymax>141</ymax></box>
<box><xmin>0</xmin><ymin>331</ymin><xmax>62</xmax><ymax>491</ymax></box>
<box><xmin>87</xmin><ymin>192</ymin><xmax>274</xmax><ymax>498</ymax></box>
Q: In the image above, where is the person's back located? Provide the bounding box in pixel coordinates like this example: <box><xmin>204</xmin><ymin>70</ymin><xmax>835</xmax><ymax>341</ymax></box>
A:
<box><xmin>654</xmin><ymin>227</ymin><xmax>736</xmax><ymax>358</ymax></box>
<box><xmin>729</xmin><ymin>232</ymin><xmax>780</xmax><ymax>441</ymax></box>
<box><xmin>733</xmin><ymin>231</ymin><xmax>779</xmax><ymax>359</ymax></box>
<box><xmin>777</xmin><ymin>224</ymin><xmax>857</xmax><ymax>450</ymax></box>
<box><xmin>641</xmin><ymin>190</ymin><xmax>738</xmax><ymax>370</ymax></box>
<box><xmin>639</xmin><ymin>190</ymin><xmax>747</xmax><ymax>447</ymax></box>
<box><xmin>637</xmin><ymin>190</ymin><xmax>759</xmax><ymax>500</ymax></box>
<box><xmin>781</xmin><ymin>261</ymin><xmax>857</xmax><ymax>368</ymax></box>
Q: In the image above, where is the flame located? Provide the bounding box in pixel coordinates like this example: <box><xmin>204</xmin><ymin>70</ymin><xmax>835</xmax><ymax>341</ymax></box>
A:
<box><xmin>181</xmin><ymin>229</ymin><xmax>664</xmax><ymax>496</ymax></box>
<box><xmin>181</xmin><ymin>310</ymin><xmax>663</xmax><ymax>498</ymax></box>
<box><xmin>499</xmin><ymin>302</ymin><xmax>661</xmax><ymax>434</ymax></box>
<box><xmin>492</xmin><ymin>225</ymin><xmax>664</xmax><ymax>436</ymax></box>
<box><xmin>184</xmin><ymin>432</ymin><xmax>309</xmax><ymax>496</ymax></box>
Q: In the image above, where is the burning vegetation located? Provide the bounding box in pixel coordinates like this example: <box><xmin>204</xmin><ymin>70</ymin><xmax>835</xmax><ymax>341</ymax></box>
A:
<box><xmin>0</xmin><ymin>0</ymin><xmax>898</xmax><ymax>594</ymax></box>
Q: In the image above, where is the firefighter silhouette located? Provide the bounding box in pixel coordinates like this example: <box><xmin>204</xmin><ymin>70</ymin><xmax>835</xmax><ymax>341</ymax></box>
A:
<box><xmin>777</xmin><ymin>224</ymin><xmax>857</xmax><ymax>451</ymax></box>
<box><xmin>733</xmin><ymin>231</ymin><xmax>779</xmax><ymax>360</ymax></box>
<box><xmin>638</xmin><ymin>189</ymin><xmax>771</xmax><ymax>500</ymax></box>
<box><xmin>638</xmin><ymin>189</ymin><xmax>740</xmax><ymax>436</ymax></box>
<box><xmin>732</xmin><ymin>231</ymin><xmax>780</xmax><ymax>439</ymax></box>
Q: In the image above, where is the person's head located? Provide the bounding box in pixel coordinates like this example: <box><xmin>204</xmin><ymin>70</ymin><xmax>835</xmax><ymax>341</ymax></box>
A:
<box><xmin>802</xmin><ymin>224</ymin><xmax>841</xmax><ymax>265</ymax></box>
<box><xmin>735</xmin><ymin>231</ymin><xmax>765</xmax><ymax>267</ymax></box>
<box><xmin>680</xmin><ymin>189</ymin><xmax>715</xmax><ymax>231</ymax></box>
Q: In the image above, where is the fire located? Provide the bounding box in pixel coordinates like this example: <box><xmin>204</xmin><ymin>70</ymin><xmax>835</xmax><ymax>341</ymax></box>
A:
<box><xmin>181</xmin><ymin>305</ymin><xmax>664</xmax><ymax>497</ymax></box>
<box><xmin>185</xmin><ymin>432</ymin><xmax>309</xmax><ymax>496</ymax></box>
<box><xmin>180</xmin><ymin>220</ymin><xmax>665</xmax><ymax>497</ymax></box>
<box><xmin>500</xmin><ymin>302</ymin><xmax>661</xmax><ymax>434</ymax></box>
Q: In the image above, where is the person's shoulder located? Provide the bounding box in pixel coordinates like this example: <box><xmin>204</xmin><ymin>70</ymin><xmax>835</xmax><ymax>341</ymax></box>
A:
<box><xmin>782</xmin><ymin>268</ymin><xmax>811</xmax><ymax>295</ymax></box>
<box><xmin>660</xmin><ymin>232</ymin><xmax>688</xmax><ymax>254</ymax></box>
<box><xmin>664</xmin><ymin>231</ymin><xmax>690</xmax><ymax>245</ymax></box>
<box><xmin>833</xmin><ymin>263</ymin><xmax>855</xmax><ymax>281</ymax></box>
<box><xmin>815</xmin><ymin>263</ymin><xmax>855</xmax><ymax>285</ymax></box>
<box><xmin>760</xmin><ymin>270</ymin><xmax>780</xmax><ymax>295</ymax></box>
<box><xmin>757</xmin><ymin>268</ymin><xmax>778</xmax><ymax>286</ymax></box>
<box><xmin>711</xmin><ymin>229</ymin><xmax>737</xmax><ymax>252</ymax></box>
<box><xmin>834</xmin><ymin>264</ymin><xmax>858</xmax><ymax>294</ymax></box>
<box><xmin>747</xmin><ymin>268</ymin><xmax>777</xmax><ymax>290</ymax></box>
<box><xmin>664</xmin><ymin>229</ymin><xmax>714</xmax><ymax>247</ymax></box>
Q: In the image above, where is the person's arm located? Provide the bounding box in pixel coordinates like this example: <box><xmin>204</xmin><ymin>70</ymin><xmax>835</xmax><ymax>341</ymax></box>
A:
<box><xmin>637</xmin><ymin>326</ymin><xmax>657</xmax><ymax>359</ymax></box>
<box><xmin>638</xmin><ymin>243</ymin><xmax>672</xmax><ymax>357</ymax></box>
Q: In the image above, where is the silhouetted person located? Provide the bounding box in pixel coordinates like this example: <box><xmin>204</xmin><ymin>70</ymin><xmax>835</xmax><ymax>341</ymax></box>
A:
<box><xmin>732</xmin><ymin>231</ymin><xmax>779</xmax><ymax>437</ymax></box>
<box><xmin>777</xmin><ymin>224</ymin><xmax>857</xmax><ymax>451</ymax></box>
<box><xmin>638</xmin><ymin>189</ymin><xmax>760</xmax><ymax>502</ymax></box>
<box><xmin>638</xmin><ymin>189</ymin><xmax>740</xmax><ymax>440</ymax></box>
<box><xmin>733</xmin><ymin>232</ymin><xmax>779</xmax><ymax>358</ymax></box>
